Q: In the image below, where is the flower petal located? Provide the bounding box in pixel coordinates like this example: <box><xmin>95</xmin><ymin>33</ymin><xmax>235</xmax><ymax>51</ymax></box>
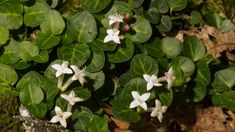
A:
<box><xmin>60</xmin><ymin>119</ymin><xmax>67</xmax><ymax>128</ymax></box>
<box><xmin>143</xmin><ymin>74</ymin><xmax>151</xmax><ymax>82</ymax></box>
<box><xmin>50</xmin><ymin>116</ymin><xmax>60</xmax><ymax>123</ymax></box>
<box><xmin>141</xmin><ymin>93</ymin><xmax>151</xmax><ymax>101</ymax></box>
<box><xmin>150</xmin><ymin>109</ymin><xmax>158</xmax><ymax>117</ymax></box>
<box><xmin>63</xmin><ymin>112</ymin><xmax>72</xmax><ymax>119</ymax></box>
<box><xmin>147</xmin><ymin>82</ymin><xmax>154</xmax><ymax>91</ymax></box>
<box><xmin>157</xmin><ymin>113</ymin><xmax>163</xmax><ymax>122</ymax></box>
<box><xmin>61</xmin><ymin>94</ymin><xmax>69</xmax><ymax>101</ymax></box>
<box><xmin>139</xmin><ymin>102</ymin><xmax>148</xmax><ymax>111</ymax></box>
<box><xmin>55</xmin><ymin>106</ymin><xmax>62</xmax><ymax>113</ymax></box>
<box><xmin>131</xmin><ymin>91</ymin><xmax>140</xmax><ymax>99</ymax></box>
<box><xmin>129</xmin><ymin>100</ymin><xmax>138</xmax><ymax>108</ymax></box>
<box><xmin>155</xmin><ymin>99</ymin><xmax>161</xmax><ymax>108</ymax></box>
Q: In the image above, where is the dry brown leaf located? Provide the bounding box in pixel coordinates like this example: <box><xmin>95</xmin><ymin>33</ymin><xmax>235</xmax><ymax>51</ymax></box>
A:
<box><xmin>111</xmin><ymin>117</ymin><xmax>130</xmax><ymax>130</ymax></box>
<box><xmin>177</xmin><ymin>25</ymin><xmax>235</xmax><ymax>61</ymax></box>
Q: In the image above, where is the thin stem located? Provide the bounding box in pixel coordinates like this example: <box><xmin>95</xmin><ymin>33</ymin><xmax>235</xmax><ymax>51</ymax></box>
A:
<box><xmin>67</xmin><ymin>103</ymin><xmax>72</xmax><ymax>112</ymax></box>
<box><xmin>61</xmin><ymin>77</ymin><xmax>74</xmax><ymax>92</ymax></box>
<box><xmin>57</xmin><ymin>74</ymin><xmax>64</xmax><ymax>88</ymax></box>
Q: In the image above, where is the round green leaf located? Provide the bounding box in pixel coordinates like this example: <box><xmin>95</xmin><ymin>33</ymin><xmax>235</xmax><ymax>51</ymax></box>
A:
<box><xmin>219</xmin><ymin>91</ymin><xmax>235</xmax><ymax>111</ymax></box>
<box><xmin>35</xmin><ymin>32</ymin><xmax>60</xmax><ymax>50</ymax></box>
<box><xmin>73</xmin><ymin>88</ymin><xmax>91</xmax><ymax>101</ymax></box>
<box><xmin>144</xmin><ymin>38</ymin><xmax>165</xmax><ymax>58</ymax></box>
<box><xmin>0</xmin><ymin>63</ymin><xmax>18</xmax><ymax>86</ymax></box>
<box><xmin>167</xmin><ymin>0</ymin><xmax>187</xmax><ymax>12</ymax></box>
<box><xmin>128</xmin><ymin>0</ymin><xmax>144</xmax><ymax>8</ymax></box>
<box><xmin>145</xmin><ymin>7</ymin><xmax>160</xmax><ymax>24</ymax></box>
<box><xmin>171</xmin><ymin>56</ymin><xmax>195</xmax><ymax>78</ymax></box>
<box><xmin>190</xmin><ymin>10</ymin><xmax>202</xmax><ymax>25</ymax></box>
<box><xmin>130</xmin><ymin>15</ymin><xmax>152</xmax><ymax>43</ymax></box>
<box><xmin>40</xmin><ymin>10</ymin><xmax>65</xmax><ymax>35</ymax></box>
<box><xmin>219</xmin><ymin>19</ymin><xmax>235</xmax><ymax>33</ymax></box>
<box><xmin>19</xmin><ymin>83</ymin><xmax>44</xmax><ymax>105</ymax></box>
<box><xmin>107</xmin><ymin>39</ymin><xmax>134</xmax><ymax>63</ymax></box>
<box><xmin>11</xmin><ymin>60</ymin><xmax>31</xmax><ymax>70</ymax></box>
<box><xmin>106</xmin><ymin>1</ymin><xmax>132</xmax><ymax>16</ymax></box>
<box><xmin>196</xmin><ymin>60</ymin><xmax>210</xmax><ymax>85</ymax></box>
<box><xmin>82</xmin><ymin>0</ymin><xmax>111</xmax><ymax>13</ymax></box>
<box><xmin>86</xmin><ymin>42</ymin><xmax>105</xmax><ymax>73</ymax></box>
<box><xmin>24</xmin><ymin>0</ymin><xmax>50</xmax><ymax>27</ymax></box>
<box><xmin>57</xmin><ymin>43</ymin><xmax>90</xmax><ymax>67</ymax></box>
<box><xmin>85</xmin><ymin>71</ymin><xmax>105</xmax><ymax>90</ymax></box>
<box><xmin>0</xmin><ymin>25</ymin><xmax>9</xmax><ymax>45</ymax></box>
<box><xmin>0</xmin><ymin>0</ymin><xmax>23</xmax><ymax>29</ymax></box>
<box><xmin>156</xmin><ymin>15</ymin><xmax>172</xmax><ymax>32</ymax></box>
<box><xmin>19</xmin><ymin>41</ymin><xmax>39</xmax><ymax>62</ymax></box>
<box><xmin>212</xmin><ymin>67</ymin><xmax>235</xmax><ymax>93</ymax></box>
<box><xmin>155</xmin><ymin>88</ymin><xmax>173</xmax><ymax>106</ymax></box>
<box><xmin>67</xmin><ymin>11</ymin><xmax>97</xmax><ymax>43</ymax></box>
<box><xmin>0</xmin><ymin>40</ymin><xmax>21</xmax><ymax>65</ymax></box>
<box><xmin>33</xmin><ymin>51</ymin><xmax>49</xmax><ymax>63</ymax></box>
<box><xmin>161</xmin><ymin>37</ymin><xmax>182</xmax><ymax>58</ymax></box>
<box><xmin>130</xmin><ymin>54</ymin><xmax>159</xmax><ymax>77</ymax></box>
<box><xmin>88</xmin><ymin>116</ymin><xmax>109</xmax><ymax>132</ymax></box>
<box><xmin>26</xmin><ymin>103</ymin><xmax>47</xmax><ymax>118</ymax></box>
<box><xmin>183</xmin><ymin>36</ymin><xmax>206</xmax><ymax>61</ymax></box>
<box><xmin>191</xmin><ymin>79</ymin><xmax>207</xmax><ymax>102</ymax></box>
<box><xmin>150</xmin><ymin>0</ymin><xmax>169</xmax><ymax>13</ymax></box>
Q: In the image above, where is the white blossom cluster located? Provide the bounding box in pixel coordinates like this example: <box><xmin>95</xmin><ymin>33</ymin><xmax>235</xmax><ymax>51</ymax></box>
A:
<box><xmin>129</xmin><ymin>67</ymin><xmax>176</xmax><ymax>122</ymax></box>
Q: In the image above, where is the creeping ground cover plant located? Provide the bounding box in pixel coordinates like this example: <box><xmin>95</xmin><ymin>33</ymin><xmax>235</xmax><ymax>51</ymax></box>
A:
<box><xmin>0</xmin><ymin>0</ymin><xmax>235</xmax><ymax>131</ymax></box>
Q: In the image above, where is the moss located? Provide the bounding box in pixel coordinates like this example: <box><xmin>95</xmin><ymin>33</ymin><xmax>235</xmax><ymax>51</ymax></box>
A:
<box><xmin>0</xmin><ymin>88</ymin><xmax>24</xmax><ymax>131</ymax></box>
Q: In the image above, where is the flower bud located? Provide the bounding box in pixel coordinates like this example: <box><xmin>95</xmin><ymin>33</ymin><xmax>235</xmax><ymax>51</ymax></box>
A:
<box><xmin>124</xmin><ymin>13</ymin><xmax>131</xmax><ymax>21</ymax></box>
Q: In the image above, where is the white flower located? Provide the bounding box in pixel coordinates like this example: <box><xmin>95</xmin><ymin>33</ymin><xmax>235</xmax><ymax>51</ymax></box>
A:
<box><xmin>19</xmin><ymin>105</ymin><xmax>30</xmax><ymax>117</ymax></box>
<box><xmin>150</xmin><ymin>99</ymin><xmax>167</xmax><ymax>122</ymax></box>
<box><xmin>143</xmin><ymin>74</ymin><xmax>162</xmax><ymax>91</ymax></box>
<box><xmin>129</xmin><ymin>91</ymin><xmax>150</xmax><ymax>111</ymax></box>
<box><xmin>61</xmin><ymin>91</ymin><xmax>83</xmax><ymax>106</ymax></box>
<box><xmin>51</xmin><ymin>61</ymin><xmax>73</xmax><ymax>77</ymax></box>
<box><xmin>104</xmin><ymin>29</ymin><xmax>121</xmax><ymax>44</ymax></box>
<box><xmin>164</xmin><ymin>67</ymin><xmax>176</xmax><ymax>89</ymax></box>
<box><xmin>108</xmin><ymin>14</ymin><xmax>124</xmax><ymax>25</ymax></box>
<box><xmin>70</xmin><ymin>65</ymin><xmax>87</xmax><ymax>86</ymax></box>
<box><xmin>50</xmin><ymin>106</ymin><xmax>72</xmax><ymax>128</ymax></box>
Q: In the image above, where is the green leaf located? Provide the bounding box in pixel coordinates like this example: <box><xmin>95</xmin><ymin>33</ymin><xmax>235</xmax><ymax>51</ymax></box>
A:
<box><xmin>106</xmin><ymin>1</ymin><xmax>132</xmax><ymax>16</ymax></box>
<box><xmin>88</xmin><ymin>116</ymin><xmax>109</xmax><ymax>132</ymax></box>
<box><xmin>156</xmin><ymin>15</ymin><xmax>172</xmax><ymax>32</ymax></box>
<box><xmin>67</xmin><ymin>11</ymin><xmax>97</xmax><ymax>43</ymax></box>
<box><xmin>44</xmin><ymin>59</ymin><xmax>63</xmax><ymax>83</ymax></box>
<box><xmin>167</xmin><ymin>0</ymin><xmax>187</xmax><ymax>12</ymax></box>
<box><xmin>82</xmin><ymin>0</ymin><xmax>111</xmax><ymax>13</ymax></box>
<box><xmin>161</xmin><ymin>37</ymin><xmax>182</xmax><ymax>58</ymax></box>
<box><xmin>130</xmin><ymin>15</ymin><xmax>152</xmax><ymax>43</ymax></box>
<box><xmin>0</xmin><ymin>39</ymin><xmax>20</xmax><ymax>65</ymax></box>
<box><xmin>85</xmin><ymin>71</ymin><xmax>105</xmax><ymax>90</ymax></box>
<box><xmin>204</xmin><ymin>12</ymin><xmax>222</xmax><ymax>28</ymax></box>
<box><xmin>26</xmin><ymin>103</ymin><xmax>47</xmax><ymax>118</ymax></box>
<box><xmin>212</xmin><ymin>67</ymin><xmax>235</xmax><ymax>93</ymax></box>
<box><xmin>213</xmin><ymin>91</ymin><xmax>235</xmax><ymax>111</ymax></box>
<box><xmin>0</xmin><ymin>25</ymin><xmax>9</xmax><ymax>45</ymax></box>
<box><xmin>0</xmin><ymin>63</ymin><xmax>18</xmax><ymax>86</ymax></box>
<box><xmin>219</xmin><ymin>19</ymin><xmax>235</xmax><ymax>32</ymax></box>
<box><xmin>130</xmin><ymin>54</ymin><xmax>159</xmax><ymax>77</ymax></box>
<box><xmin>191</xmin><ymin>79</ymin><xmax>207</xmax><ymax>102</ymax></box>
<box><xmin>150</xmin><ymin>0</ymin><xmax>169</xmax><ymax>13</ymax></box>
<box><xmin>171</xmin><ymin>56</ymin><xmax>195</xmax><ymax>78</ymax></box>
<box><xmin>19</xmin><ymin>41</ymin><xmax>39</xmax><ymax>61</ymax></box>
<box><xmin>33</xmin><ymin>51</ymin><xmax>49</xmax><ymax>63</ymax></box>
<box><xmin>24</xmin><ymin>0</ymin><xmax>50</xmax><ymax>27</ymax></box>
<box><xmin>196</xmin><ymin>60</ymin><xmax>210</xmax><ymax>85</ymax></box>
<box><xmin>35</xmin><ymin>32</ymin><xmax>60</xmax><ymax>50</ymax></box>
<box><xmin>73</xmin><ymin>88</ymin><xmax>91</xmax><ymax>101</ymax></box>
<box><xmin>107</xmin><ymin>39</ymin><xmax>134</xmax><ymax>63</ymax></box>
<box><xmin>155</xmin><ymin>88</ymin><xmax>173</xmax><ymax>106</ymax></box>
<box><xmin>72</xmin><ymin>107</ymin><xmax>93</xmax><ymax>131</ymax></box>
<box><xmin>183</xmin><ymin>36</ymin><xmax>206</xmax><ymax>61</ymax></box>
<box><xmin>144</xmin><ymin>38</ymin><xmax>164</xmax><ymax>58</ymax></box>
<box><xmin>86</xmin><ymin>42</ymin><xmax>105</xmax><ymax>73</ymax></box>
<box><xmin>40</xmin><ymin>10</ymin><xmax>65</xmax><ymax>35</ymax></box>
<box><xmin>11</xmin><ymin>60</ymin><xmax>31</xmax><ymax>70</ymax></box>
<box><xmin>190</xmin><ymin>10</ymin><xmax>203</xmax><ymax>25</ymax></box>
<box><xmin>145</xmin><ymin>7</ymin><xmax>160</xmax><ymax>24</ymax></box>
<box><xmin>128</xmin><ymin>0</ymin><xmax>144</xmax><ymax>8</ymax></box>
<box><xmin>0</xmin><ymin>0</ymin><xmax>23</xmax><ymax>29</ymax></box>
<box><xmin>57</xmin><ymin>43</ymin><xmax>90</xmax><ymax>67</ymax></box>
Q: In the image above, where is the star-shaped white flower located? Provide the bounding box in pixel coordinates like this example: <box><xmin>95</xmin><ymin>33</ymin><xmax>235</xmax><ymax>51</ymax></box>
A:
<box><xmin>129</xmin><ymin>91</ymin><xmax>150</xmax><ymax>111</ymax></box>
<box><xmin>70</xmin><ymin>65</ymin><xmax>86</xmax><ymax>86</ymax></box>
<box><xmin>104</xmin><ymin>29</ymin><xmax>121</xmax><ymax>44</ymax></box>
<box><xmin>143</xmin><ymin>74</ymin><xmax>162</xmax><ymax>91</ymax></box>
<box><xmin>165</xmin><ymin>67</ymin><xmax>176</xmax><ymax>89</ymax></box>
<box><xmin>150</xmin><ymin>99</ymin><xmax>167</xmax><ymax>122</ymax></box>
<box><xmin>108</xmin><ymin>14</ymin><xmax>124</xmax><ymax>25</ymax></box>
<box><xmin>61</xmin><ymin>91</ymin><xmax>83</xmax><ymax>106</ymax></box>
<box><xmin>50</xmin><ymin>106</ymin><xmax>72</xmax><ymax>128</ymax></box>
<box><xmin>51</xmin><ymin>61</ymin><xmax>73</xmax><ymax>77</ymax></box>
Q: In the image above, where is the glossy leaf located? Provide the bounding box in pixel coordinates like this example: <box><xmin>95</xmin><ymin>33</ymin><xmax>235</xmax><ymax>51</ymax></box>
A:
<box><xmin>26</xmin><ymin>103</ymin><xmax>47</xmax><ymax>118</ymax></box>
<box><xmin>144</xmin><ymin>38</ymin><xmax>164</xmax><ymax>58</ymax></box>
<box><xmin>88</xmin><ymin>116</ymin><xmax>109</xmax><ymax>132</ymax></box>
<box><xmin>107</xmin><ymin>39</ymin><xmax>134</xmax><ymax>63</ymax></box>
<box><xmin>150</xmin><ymin>0</ymin><xmax>169</xmax><ymax>13</ymax></box>
<box><xmin>0</xmin><ymin>63</ymin><xmax>18</xmax><ymax>86</ymax></box>
<box><xmin>0</xmin><ymin>25</ymin><xmax>9</xmax><ymax>45</ymax></box>
<box><xmin>86</xmin><ymin>42</ymin><xmax>105</xmax><ymax>73</ymax></box>
<box><xmin>72</xmin><ymin>107</ymin><xmax>93</xmax><ymax>131</ymax></box>
<box><xmin>106</xmin><ymin>1</ymin><xmax>132</xmax><ymax>16</ymax></box>
<box><xmin>85</xmin><ymin>71</ymin><xmax>105</xmax><ymax>90</ymax></box>
<box><xmin>19</xmin><ymin>41</ymin><xmax>39</xmax><ymax>62</ymax></box>
<box><xmin>128</xmin><ymin>0</ymin><xmax>144</xmax><ymax>8</ymax></box>
<box><xmin>35</xmin><ymin>32</ymin><xmax>60</xmax><ymax>50</ymax></box>
<box><xmin>190</xmin><ymin>10</ymin><xmax>202</xmax><ymax>25</ymax></box>
<box><xmin>212</xmin><ymin>67</ymin><xmax>235</xmax><ymax>93</ymax></box>
<box><xmin>0</xmin><ymin>40</ymin><xmax>20</xmax><ymax>65</ymax></box>
<box><xmin>196</xmin><ymin>60</ymin><xmax>210</xmax><ymax>85</ymax></box>
<box><xmin>73</xmin><ymin>88</ymin><xmax>91</xmax><ymax>101</ymax></box>
<box><xmin>156</xmin><ymin>15</ymin><xmax>172</xmax><ymax>32</ymax></box>
<box><xmin>82</xmin><ymin>0</ymin><xmax>111</xmax><ymax>13</ymax></box>
<box><xmin>213</xmin><ymin>91</ymin><xmax>235</xmax><ymax>111</ymax></box>
<box><xmin>24</xmin><ymin>0</ymin><xmax>50</xmax><ymax>27</ymax></box>
<box><xmin>0</xmin><ymin>0</ymin><xmax>23</xmax><ymax>29</ymax></box>
<box><xmin>40</xmin><ymin>10</ymin><xmax>65</xmax><ymax>35</ymax></box>
<box><xmin>130</xmin><ymin>54</ymin><xmax>159</xmax><ymax>77</ymax></box>
<box><xmin>130</xmin><ymin>15</ymin><xmax>152</xmax><ymax>43</ymax></box>
<box><xmin>155</xmin><ymin>88</ymin><xmax>173</xmax><ymax>106</ymax></box>
<box><xmin>145</xmin><ymin>7</ymin><xmax>160</xmax><ymax>24</ymax></box>
<box><xmin>191</xmin><ymin>79</ymin><xmax>207</xmax><ymax>102</ymax></box>
<box><xmin>57</xmin><ymin>43</ymin><xmax>90</xmax><ymax>67</ymax></box>
<box><xmin>67</xmin><ymin>11</ymin><xmax>97</xmax><ymax>43</ymax></box>
<box><xmin>33</xmin><ymin>51</ymin><xmax>49</xmax><ymax>63</ymax></box>
<box><xmin>167</xmin><ymin>0</ymin><xmax>187</xmax><ymax>12</ymax></box>
<box><xmin>161</xmin><ymin>37</ymin><xmax>182</xmax><ymax>58</ymax></box>
<box><xmin>183</xmin><ymin>36</ymin><xmax>206</xmax><ymax>62</ymax></box>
